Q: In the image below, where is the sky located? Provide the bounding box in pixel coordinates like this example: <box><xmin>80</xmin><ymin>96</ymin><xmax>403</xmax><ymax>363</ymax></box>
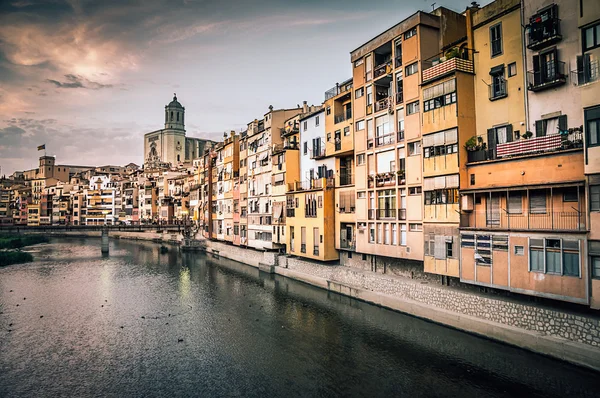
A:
<box><xmin>0</xmin><ymin>0</ymin><xmax>488</xmax><ymax>175</ymax></box>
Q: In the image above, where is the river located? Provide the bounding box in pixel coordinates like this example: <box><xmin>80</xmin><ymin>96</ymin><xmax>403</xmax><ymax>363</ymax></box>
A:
<box><xmin>0</xmin><ymin>238</ymin><xmax>598</xmax><ymax>397</ymax></box>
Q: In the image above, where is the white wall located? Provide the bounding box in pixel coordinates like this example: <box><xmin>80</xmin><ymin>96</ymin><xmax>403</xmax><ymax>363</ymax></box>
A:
<box><xmin>299</xmin><ymin>110</ymin><xmax>335</xmax><ymax>180</ymax></box>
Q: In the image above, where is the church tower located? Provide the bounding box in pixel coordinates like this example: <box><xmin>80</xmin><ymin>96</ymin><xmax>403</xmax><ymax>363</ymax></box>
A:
<box><xmin>164</xmin><ymin>93</ymin><xmax>185</xmax><ymax>131</ymax></box>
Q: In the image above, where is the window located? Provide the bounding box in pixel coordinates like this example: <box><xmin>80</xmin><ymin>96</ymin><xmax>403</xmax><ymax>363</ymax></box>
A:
<box><xmin>424</xmin><ymin>189</ymin><xmax>459</xmax><ymax>205</ymax></box>
<box><xmin>530</xmin><ymin>238</ymin><xmax>580</xmax><ymax>277</ymax></box>
<box><xmin>384</xmin><ymin>223</ymin><xmax>390</xmax><ymax>245</ymax></box>
<box><xmin>534</xmin><ymin>115</ymin><xmax>566</xmax><ymax>137</ymax></box>
<box><xmin>406</xmin><ymin>101</ymin><xmax>419</xmax><ymax>115</ymax></box>
<box><xmin>591</xmin><ymin>185</ymin><xmax>600</xmax><ymax>211</ymax></box>
<box><xmin>508</xmin><ymin>192</ymin><xmax>523</xmax><ymax>214</ymax></box>
<box><xmin>404</xmin><ymin>28</ymin><xmax>416</xmax><ymax>39</ymax></box>
<box><xmin>489</xmin><ymin>65</ymin><xmax>506</xmax><ymax>100</ymax></box>
<box><xmin>344</xmin><ymin>126</ymin><xmax>350</xmax><ymax>136</ymax></box>
<box><xmin>356</xmin><ymin>120</ymin><xmax>365</xmax><ymax>131</ymax></box>
<box><xmin>392</xmin><ymin>224</ymin><xmax>397</xmax><ymax>245</ymax></box>
<box><xmin>593</xmin><ymin>256</ymin><xmax>600</xmax><ymax>279</ymax></box>
<box><xmin>326</xmin><ymin>106</ymin><xmax>331</xmax><ymax>115</ymax></box>
<box><xmin>357</xmin><ymin>191</ymin><xmax>366</xmax><ymax>199</ymax></box>
<box><xmin>377</xmin><ymin>223</ymin><xmax>383</xmax><ymax>244</ymax></box>
<box><xmin>490</xmin><ymin>23</ymin><xmax>502</xmax><ymax>57</ymax></box>
<box><xmin>327</xmin><ymin>132</ymin><xmax>331</xmax><ymax>142</ymax></box>
<box><xmin>446</xmin><ymin>241</ymin><xmax>453</xmax><ymax>258</ymax></box>
<box><xmin>409</xmin><ymin>187</ymin><xmax>422</xmax><ymax>195</ymax></box>
<box><xmin>508</xmin><ymin>62</ymin><xmax>517</xmax><ymax>77</ymax></box>
<box><xmin>366</xmin><ymin>86</ymin><xmax>373</xmax><ymax>106</ymax></box>
<box><xmin>357</xmin><ymin>154</ymin><xmax>365</xmax><ymax>165</ymax></box>
<box><xmin>408</xmin><ymin>141</ymin><xmax>421</xmax><ymax>156</ymax></box>
<box><xmin>303</xmin><ymin>121</ymin><xmax>308</xmax><ymax>131</ymax></box>
<box><xmin>369</xmin><ymin>223</ymin><xmax>375</xmax><ymax>243</ymax></box>
<box><xmin>400</xmin><ymin>224</ymin><xmax>407</xmax><ymax>246</ymax></box>
<box><xmin>529</xmin><ymin>190</ymin><xmax>546</xmax><ymax>214</ymax></box>
<box><xmin>405</xmin><ymin>62</ymin><xmax>418</xmax><ymax>76</ymax></box>
<box><xmin>515</xmin><ymin>245</ymin><xmax>524</xmax><ymax>256</ymax></box>
<box><xmin>303</xmin><ymin>141</ymin><xmax>308</xmax><ymax>155</ymax></box>
<box><xmin>563</xmin><ymin>188</ymin><xmax>578</xmax><ymax>202</ymax></box>
<box><xmin>354</xmin><ymin>58</ymin><xmax>364</xmax><ymax>67</ymax></box>
<box><xmin>355</xmin><ymin>87</ymin><xmax>364</xmax><ymax>98</ymax></box>
<box><xmin>409</xmin><ymin>223</ymin><xmax>422</xmax><ymax>231</ymax></box>
<box><xmin>583</xmin><ymin>22</ymin><xmax>600</xmax><ymax>51</ymax></box>
<box><xmin>315</xmin><ymin>116</ymin><xmax>320</xmax><ymax>126</ymax></box>
<box><xmin>586</xmin><ymin>106</ymin><xmax>600</xmax><ymax>147</ymax></box>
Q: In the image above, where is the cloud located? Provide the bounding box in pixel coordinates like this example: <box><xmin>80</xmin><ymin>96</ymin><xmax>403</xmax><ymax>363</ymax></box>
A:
<box><xmin>45</xmin><ymin>74</ymin><xmax>112</xmax><ymax>89</ymax></box>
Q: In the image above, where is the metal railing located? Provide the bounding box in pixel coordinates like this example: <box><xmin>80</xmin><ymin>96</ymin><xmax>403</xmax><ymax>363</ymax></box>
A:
<box><xmin>571</xmin><ymin>58</ymin><xmax>599</xmax><ymax>86</ymax></box>
<box><xmin>377</xmin><ymin>209</ymin><xmax>396</xmax><ymax>219</ymax></box>
<box><xmin>338</xmin><ymin>172</ymin><xmax>353</xmax><ymax>186</ymax></box>
<box><xmin>527</xmin><ymin>17</ymin><xmax>561</xmax><ymax>50</ymax></box>
<box><xmin>489</xmin><ymin>79</ymin><xmax>507</xmax><ymax>100</ymax></box>
<box><xmin>461</xmin><ymin>211</ymin><xmax>585</xmax><ymax>231</ymax></box>
<box><xmin>340</xmin><ymin>240</ymin><xmax>356</xmax><ymax>250</ymax></box>
<box><xmin>394</xmin><ymin>56</ymin><xmax>402</xmax><ymax>69</ymax></box>
<box><xmin>324</xmin><ymin>80</ymin><xmax>353</xmax><ymax>100</ymax></box>
<box><xmin>374</xmin><ymin>60</ymin><xmax>392</xmax><ymax>79</ymax></box>
<box><xmin>396</xmin><ymin>91</ymin><xmax>403</xmax><ymax>104</ymax></box>
<box><xmin>334</xmin><ymin>109</ymin><xmax>352</xmax><ymax>124</ymax></box>
<box><xmin>527</xmin><ymin>61</ymin><xmax>567</xmax><ymax>91</ymax></box>
<box><xmin>374</xmin><ymin>97</ymin><xmax>390</xmax><ymax>113</ymax></box>
<box><xmin>375</xmin><ymin>133</ymin><xmax>394</xmax><ymax>147</ymax></box>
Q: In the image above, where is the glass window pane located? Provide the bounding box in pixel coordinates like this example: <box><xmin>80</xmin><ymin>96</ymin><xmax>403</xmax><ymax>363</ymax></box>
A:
<box><xmin>563</xmin><ymin>252</ymin><xmax>579</xmax><ymax>277</ymax></box>
<box><xmin>531</xmin><ymin>248</ymin><xmax>543</xmax><ymax>271</ymax></box>
<box><xmin>593</xmin><ymin>257</ymin><xmax>600</xmax><ymax>278</ymax></box>
<box><xmin>586</xmin><ymin>27</ymin><xmax>594</xmax><ymax>49</ymax></box>
<box><xmin>546</xmin><ymin>250</ymin><xmax>560</xmax><ymax>273</ymax></box>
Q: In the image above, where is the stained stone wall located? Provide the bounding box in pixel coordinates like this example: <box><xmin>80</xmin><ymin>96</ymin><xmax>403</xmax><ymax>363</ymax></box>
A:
<box><xmin>281</xmin><ymin>255</ymin><xmax>600</xmax><ymax>348</ymax></box>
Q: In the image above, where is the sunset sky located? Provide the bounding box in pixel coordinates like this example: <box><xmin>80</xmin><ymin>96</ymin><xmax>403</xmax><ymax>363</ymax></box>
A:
<box><xmin>0</xmin><ymin>0</ymin><xmax>488</xmax><ymax>175</ymax></box>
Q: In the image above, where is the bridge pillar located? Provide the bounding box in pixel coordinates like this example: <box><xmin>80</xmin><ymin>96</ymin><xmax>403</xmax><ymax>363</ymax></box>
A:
<box><xmin>101</xmin><ymin>227</ymin><xmax>109</xmax><ymax>254</ymax></box>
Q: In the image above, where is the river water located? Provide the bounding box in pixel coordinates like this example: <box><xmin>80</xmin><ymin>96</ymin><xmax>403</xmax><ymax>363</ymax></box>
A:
<box><xmin>0</xmin><ymin>238</ymin><xmax>598</xmax><ymax>397</ymax></box>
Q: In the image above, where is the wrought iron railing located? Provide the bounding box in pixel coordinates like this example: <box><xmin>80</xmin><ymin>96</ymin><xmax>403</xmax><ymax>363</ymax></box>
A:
<box><xmin>461</xmin><ymin>210</ymin><xmax>585</xmax><ymax>231</ymax></box>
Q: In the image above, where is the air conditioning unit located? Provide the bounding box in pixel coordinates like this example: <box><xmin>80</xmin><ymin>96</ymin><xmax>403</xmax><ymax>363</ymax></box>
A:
<box><xmin>461</xmin><ymin>195</ymin><xmax>474</xmax><ymax>212</ymax></box>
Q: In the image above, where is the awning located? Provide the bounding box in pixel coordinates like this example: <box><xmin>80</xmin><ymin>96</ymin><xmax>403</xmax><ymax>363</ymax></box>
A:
<box><xmin>489</xmin><ymin>64</ymin><xmax>504</xmax><ymax>75</ymax></box>
<box><xmin>273</xmin><ymin>202</ymin><xmax>283</xmax><ymax>220</ymax></box>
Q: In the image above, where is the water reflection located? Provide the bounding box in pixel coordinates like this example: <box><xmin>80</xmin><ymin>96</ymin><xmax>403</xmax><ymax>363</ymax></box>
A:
<box><xmin>0</xmin><ymin>238</ymin><xmax>598</xmax><ymax>398</ymax></box>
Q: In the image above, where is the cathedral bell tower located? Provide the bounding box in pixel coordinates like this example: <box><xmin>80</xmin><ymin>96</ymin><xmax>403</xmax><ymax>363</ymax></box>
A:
<box><xmin>164</xmin><ymin>93</ymin><xmax>185</xmax><ymax>131</ymax></box>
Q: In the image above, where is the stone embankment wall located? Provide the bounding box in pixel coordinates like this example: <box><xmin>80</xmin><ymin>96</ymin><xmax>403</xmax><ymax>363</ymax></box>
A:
<box><xmin>205</xmin><ymin>240</ymin><xmax>600</xmax><ymax>371</ymax></box>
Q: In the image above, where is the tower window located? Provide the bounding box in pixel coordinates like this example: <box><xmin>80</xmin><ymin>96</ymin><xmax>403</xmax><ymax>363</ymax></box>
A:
<box><xmin>177</xmin><ymin>112</ymin><xmax>179</xmax><ymax>121</ymax></box>
<box><xmin>170</xmin><ymin>111</ymin><xmax>173</xmax><ymax>121</ymax></box>
<box><xmin>177</xmin><ymin>155</ymin><xmax>180</xmax><ymax>162</ymax></box>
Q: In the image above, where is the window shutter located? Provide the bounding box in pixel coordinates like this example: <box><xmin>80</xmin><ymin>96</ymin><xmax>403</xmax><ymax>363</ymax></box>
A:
<box><xmin>535</xmin><ymin>120</ymin><xmax>544</xmax><ymax>137</ymax></box>
<box><xmin>558</xmin><ymin>115</ymin><xmax>567</xmax><ymax>132</ymax></box>
<box><xmin>530</xmin><ymin>191</ymin><xmax>546</xmax><ymax>213</ymax></box>
<box><xmin>576</xmin><ymin>55</ymin><xmax>584</xmax><ymax>84</ymax></box>
<box><xmin>532</xmin><ymin>55</ymin><xmax>541</xmax><ymax>86</ymax></box>
<box><xmin>434</xmin><ymin>236</ymin><xmax>446</xmax><ymax>259</ymax></box>
<box><xmin>506</xmin><ymin>124</ymin><xmax>513</xmax><ymax>143</ymax></box>
<box><xmin>487</xmin><ymin>128</ymin><xmax>497</xmax><ymax>157</ymax></box>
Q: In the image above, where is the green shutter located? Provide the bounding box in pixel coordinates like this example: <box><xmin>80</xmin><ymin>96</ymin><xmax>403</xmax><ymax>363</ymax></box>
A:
<box><xmin>535</xmin><ymin>120</ymin><xmax>544</xmax><ymax>137</ymax></box>
<box><xmin>558</xmin><ymin>115</ymin><xmax>567</xmax><ymax>132</ymax></box>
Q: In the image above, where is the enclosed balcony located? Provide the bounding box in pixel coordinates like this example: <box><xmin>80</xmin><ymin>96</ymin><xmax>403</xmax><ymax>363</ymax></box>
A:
<box><xmin>460</xmin><ymin>186</ymin><xmax>586</xmax><ymax>232</ymax></box>
<box><xmin>422</xmin><ymin>48</ymin><xmax>474</xmax><ymax>84</ymax></box>
<box><xmin>527</xmin><ymin>5</ymin><xmax>561</xmax><ymax>50</ymax></box>
<box><xmin>324</xmin><ymin>79</ymin><xmax>353</xmax><ymax>101</ymax></box>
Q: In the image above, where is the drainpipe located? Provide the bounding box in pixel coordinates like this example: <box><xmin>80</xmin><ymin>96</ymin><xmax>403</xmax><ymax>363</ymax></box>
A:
<box><xmin>521</xmin><ymin>0</ymin><xmax>530</xmax><ymax>132</ymax></box>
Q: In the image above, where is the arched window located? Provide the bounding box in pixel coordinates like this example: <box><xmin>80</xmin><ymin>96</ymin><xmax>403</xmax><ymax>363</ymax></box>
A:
<box><xmin>170</xmin><ymin>111</ymin><xmax>173</xmax><ymax>121</ymax></box>
<box><xmin>177</xmin><ymin>155</ymin><xmax>180</xmax><ymax>162</ymax></box>
<box><xmin>177</xmin><ymin>112</ymin><xmax>179</xmax><ymax>121</ymax></box>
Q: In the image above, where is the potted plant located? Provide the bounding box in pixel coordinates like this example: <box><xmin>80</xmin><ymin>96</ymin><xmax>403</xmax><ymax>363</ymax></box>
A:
<box><xmin>522</xmin><ymin>131</ymin><xmax>533</xmax><ymax>139</ymax></box>
<box><xmin>465</xmin><ymin>136</ymin><xmax>487</xmax><ymax>162</ymax></box>
<box><xmin>445</xmin><ymin>47</ymin><xmax>460</xmax><ymax>60</ymax></box>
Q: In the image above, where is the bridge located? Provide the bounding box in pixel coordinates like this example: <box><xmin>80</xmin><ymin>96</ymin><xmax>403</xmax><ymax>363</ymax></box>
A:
<box><xmin>0</xmin><ymin>224</ymin><xmax>201</xmax><ymax>255</ymax></box>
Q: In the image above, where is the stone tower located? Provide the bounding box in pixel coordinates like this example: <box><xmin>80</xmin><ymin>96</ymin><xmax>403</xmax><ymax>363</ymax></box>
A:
<box><xmin>165</xmin><ymin>93</ymin><xmax>185</xmax><ymax>131</ymax></box>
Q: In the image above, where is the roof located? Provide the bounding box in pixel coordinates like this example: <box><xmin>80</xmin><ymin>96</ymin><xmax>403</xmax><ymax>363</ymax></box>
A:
<box><xmin>166</xmin><ymin>94</ymin><xmax>184</xmax><ymax>109</ymax></box>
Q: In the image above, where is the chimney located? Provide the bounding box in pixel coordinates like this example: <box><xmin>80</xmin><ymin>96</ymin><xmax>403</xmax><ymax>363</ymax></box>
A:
<box><xmin>302</xmin><ymin>101</ymin><xmax>308</xmax><ymax>113</ymax></box>
<box><xmin>268</xmin><ymin>105</ymin><xmax>274</xmax><ymax>112</ymax></box>
<box><xmin>230</xmin><ymin>130</ymin><xmax>235</xmax><ymax>137</ymax></box>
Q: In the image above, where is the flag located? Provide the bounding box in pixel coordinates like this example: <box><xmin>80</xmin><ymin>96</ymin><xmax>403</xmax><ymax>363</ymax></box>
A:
<box><xmin>37</xmin><ymin>144</ymin><xmax>45</xmax><ymax>151</ymax></box>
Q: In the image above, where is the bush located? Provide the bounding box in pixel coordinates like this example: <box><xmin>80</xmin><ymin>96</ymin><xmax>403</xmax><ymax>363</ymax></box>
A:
<box><xmin>0</xmin><ymin>251</ymin><xmax>34</xmax><ymax>266</ymax></box>
<box><xmin>0</xmin><ymin>235</ymin><xmax>49</xmax><ymax>249</ymax></box>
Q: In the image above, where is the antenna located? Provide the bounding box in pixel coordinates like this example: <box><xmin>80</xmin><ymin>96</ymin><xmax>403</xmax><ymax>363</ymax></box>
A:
<box><xmin>431</xmin><ymin>2</ymin><xmax>436</xmax><ymax>11</ymax></box>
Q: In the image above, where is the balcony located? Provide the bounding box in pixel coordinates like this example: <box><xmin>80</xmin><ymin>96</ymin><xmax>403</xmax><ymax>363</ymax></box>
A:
<box><xmin>334</xmin><ymin>109</ymin><xmax>352</xmax><ymax>124</ymax></box>
<box><xmin>527</xmin><ymin>16</ymin><xmax>561</xmax><ymax>50</ymax></box>
<box><xmin>571</xmin><ymin>57</ymin><xmax>599</xmax><ymax>86</ymax></box>
<box><xmin>310</xmin><ymin>146</ymin><xmax>327</xmax><ymax>159</ymax></box>
<box><xmin>289</xmin><ymin>178</ymin><xmax>334</xmax><ymax>192</ymax></box>
<box><xmin>368</xmin><ymin>172</ymin><xmax>397</xmax><ymax>188</ymax></box>
<box><xmin>338</xmin><ymin>172</ymin><xmax>353</xmax><ymax>186</ymax></box>
<box><xmin>489</xmin><ymin>79</ymin><xmax>507</xmax><ymax>101</ymax></box>
<box><xmin>527</xmin><ymin>61</ymin><xmax>567</xmax><ymax>91</ymax></box>
<box><xmin>422</xmin><ymin>51</ymin><xmax>474</xmax><ymax>84</ymax></box>
<box><xmin>324</xmin><ymin>79</ymin><xmax>353</xmax><ymax>101</ymax></box>
<box><xmin>340</xmin><ymin>239</ymin><xmax>356</xmax><ymax>251</ymax></box>
<box><xmin>377</xmin><ymin>209</ymin><xmax>396</xmax><ymax>220</ymax></box>
<box><xmin>497</xmin><ymin>130</ymin><xmax>582</xmax><ymax>159</ymax></box>
<box><xmin>272</xmin><ymin>143</ymin><xmax>285</xmax><ymax>155</ymax></box>
<box><xmin>374</xmin><ymin>97</ymin><xmax>391</xmax><ymax>113</ymax></box>
<box><xmin>280</xmin><ymin>124</ymin><xmax>299</xmax><ymax>137</ymax></box>
<box><xmin>374</xmin><ymin>60</ymin><xmax>392</xmax><ymax>79</ymax></box>
<box><xmin>461</xmin><ymin>211</ymin><xmax>585</xmax><ymax>232</ymax></box>
<box><xmin>375</xmin><ymin>133</ymin><xmax>394</xmax><ymax>147</ymax></box>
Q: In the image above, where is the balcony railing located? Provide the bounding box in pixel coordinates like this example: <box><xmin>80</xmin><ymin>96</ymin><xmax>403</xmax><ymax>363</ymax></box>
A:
<box><xmin>489</xmin><ymin>79</ymin><xmax>507</xmax><ymax>101</ymax></box>
<box><xmin>340</xmin><ymin>239</ymin><xmax>356</xmax><ymax>251</ymax></box>
<box><xmin>374</xmin><ymin>60</ymin><xmax>392</xmax><ymax>79</ymax></box>
<box><xmin>339</xmin><ymin>172</ymin><xmax>353</xmax><ymax>186</ymax></box>
<box><xmin>422</xmin><ymin>53</ymin><xmax>474</xmax><ymax>83</ymax></box>
<box><xmin>496</xmin><ymin>130</ymin><xmax>583</xmax><ymax>159</ymax></box>
<box><xmin>377</xmin><ymin>209</ymin><xmax>396</xmax><ymax>220</ymax></box>
<box><xmin>527</xmin><ymin>17</ymin><xmax>561</xmax><ymax>50</ymax></box>
<box><xmin>374</xmin><ymin>97</ymin><xmax>390</xmax><ymax>113</ymax></box>
<box><xmin>289</xmin><ymin>178</ymin><xmax>334</xmax><ymax>192</ymax></box>
<box><xmin>301</xmin><ymin>243</ymin><xmax>306</xmax><ymax>253</ymax></box>
<box><xmin>461</xmin><ymin>211</ymin><xmax>585</xmax><ymax>231</ymax></box>
<box><xmin>280</xmin><ymin>125</ymin><xmax>299</xmax><ymax>137</ymax></box>
<box><xmin>311</xmin><ymin>147</ymin><xmax>327</xmax><ymax>159</ymax></box>
<box><xmin>324</xmin><ymin>80</ymin><xmax>353</xmax><ymax>100</ymax></box>
<box><xmin>571</xmin><ymin>58</ymin><xmax>599</xmax><ymax>86</ymax></box>
<box><xmin>375</xmin><ymin>133</ymin><xmax>394</xmax><ymax>147</ymax></box>
<box><xmin>394</xmin><ymin>56</ymin><xmax>402</xmax><ymax>69</ymax></box>
<box><xmin>334</xmin><ymin>109</ymin><xmax>352</xmax><ymax>124</ymax></box>
<box><xmin>313</xmin><ymin>246</ymin><xmax>319</xmax><ymax>256</ymax></box>
<box><xmin>527</xmin><ymin>61</ymin><xmax>567</xmax><ymax>91</ymax></box>
<box><xmin>396</xmin><ymin>91</ymin><xmax>403</xmax><ymax>104</ymax></box>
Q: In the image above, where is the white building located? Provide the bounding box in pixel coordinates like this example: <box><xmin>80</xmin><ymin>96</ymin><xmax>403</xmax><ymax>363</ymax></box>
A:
<box><xmin>299</xmin><ymin>109</ymin><xmax>335</xmax><ymax>183</ymax></box>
